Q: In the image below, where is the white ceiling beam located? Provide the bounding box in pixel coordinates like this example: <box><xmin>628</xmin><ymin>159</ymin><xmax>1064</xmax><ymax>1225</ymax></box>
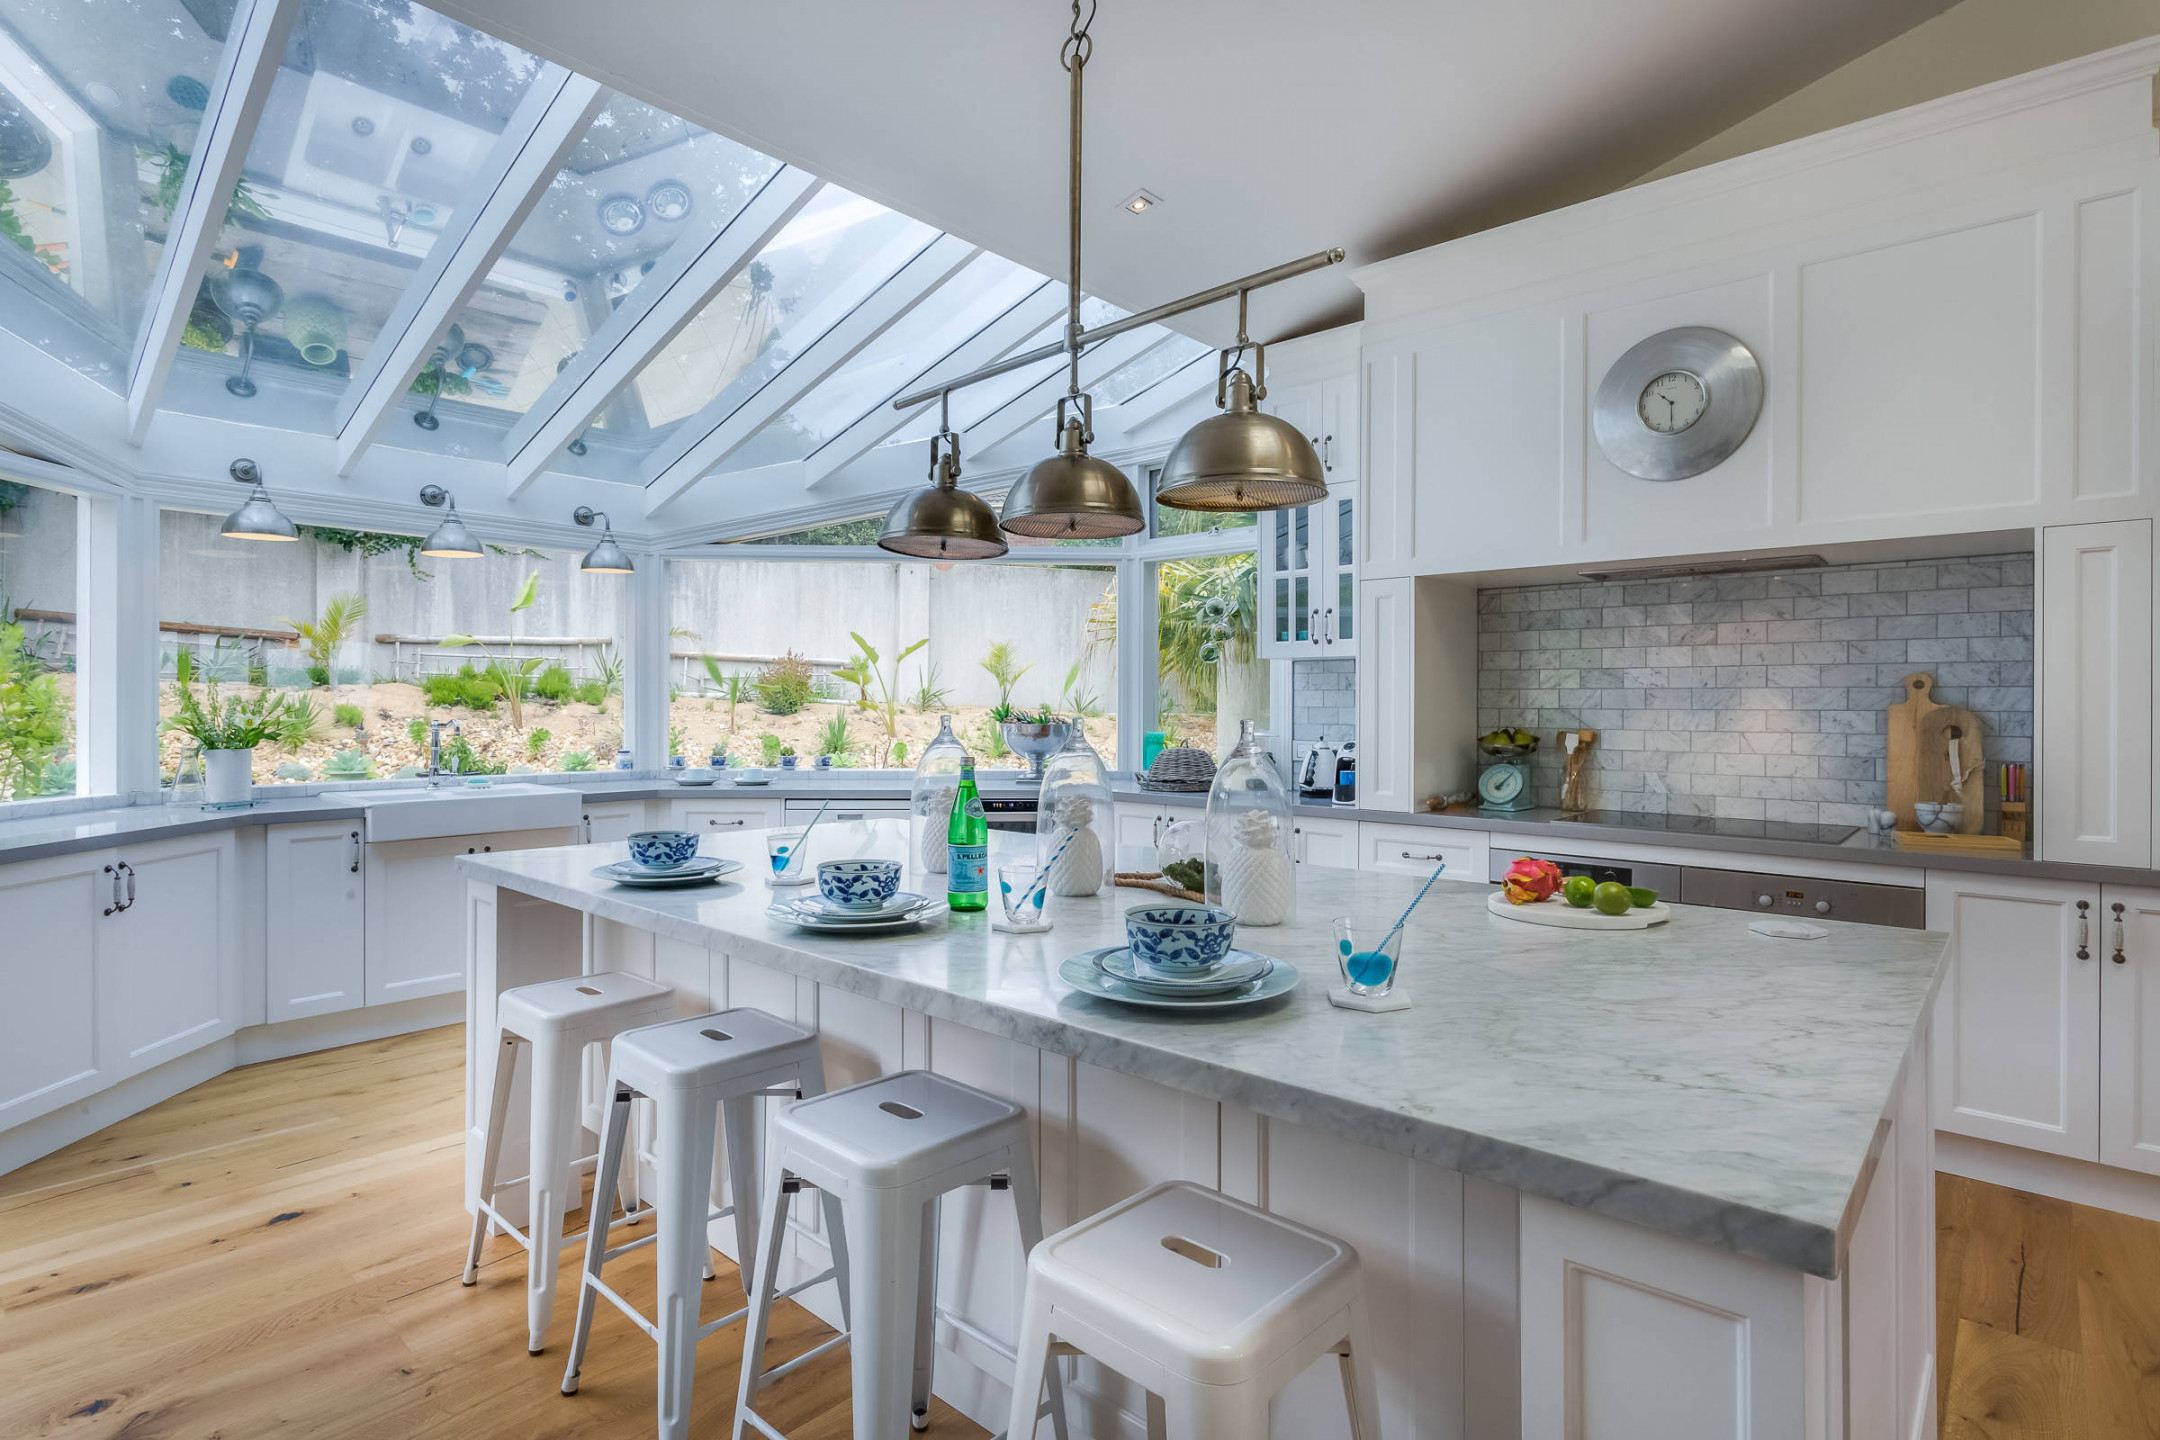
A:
<box><xmin>801</xmin><ymin>279</ymin><xmax>1064</xmax><ymax>489</ymax></box>
<box><xmin>502</xmin><ymin>166</ymin><xmax>824</xmax><ymax>497</ymax></box>
<box><xmin>641</xmin><ymin>233</ymin><xmax>980</xmax><ymax>515</ymax></box>
<box><xmin>331</xmin><ymin>68</ymin><xmax>606</xmax><ymax>476</ymax></box>
<box><xmin>124</xmin><ymin>0</ymin><xmax>301</xmax><ymax>445</ymax></box>
<box><xmin>963</xmin><ymin>328</ymin><xmax>1175</xmax><ymax>459</ymax></box>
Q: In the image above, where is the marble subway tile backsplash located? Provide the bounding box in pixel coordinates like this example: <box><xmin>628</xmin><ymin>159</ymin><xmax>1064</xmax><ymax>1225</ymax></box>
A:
<box><xmin>1474</xmin><ymin>553</ymin><xmax>2034</xmax><ymax>827</ymax></box>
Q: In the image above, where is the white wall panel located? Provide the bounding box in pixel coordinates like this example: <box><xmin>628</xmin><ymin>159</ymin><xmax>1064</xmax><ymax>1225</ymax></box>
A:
<box><xmin>1798</xmin><ymin>214</ymin><xmax>2041</xmax><ymax>522</ymax></box>
<box><xmin>1409</xmin><ymin>313</ymin><xmax>1563</xmax><ymax>571</ymax></box>
<box><xmin>2075</xmin><ymin>190</ymin><xmax>2139</xmax><ymax>500</ymax></box>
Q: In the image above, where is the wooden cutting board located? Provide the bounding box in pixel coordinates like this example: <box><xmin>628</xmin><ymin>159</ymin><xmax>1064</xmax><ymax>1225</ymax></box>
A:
<box><xmin>1886</xmin><ymin>673</ymin><xmax>1987</xmax><ymax>833</ymax></box>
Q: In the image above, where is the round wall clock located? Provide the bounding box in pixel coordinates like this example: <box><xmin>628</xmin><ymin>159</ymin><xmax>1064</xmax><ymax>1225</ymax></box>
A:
<box><xmin>1592</xmin><ymin>326</ymin><xmax>1763</xmax><ymax>481</ymax></box>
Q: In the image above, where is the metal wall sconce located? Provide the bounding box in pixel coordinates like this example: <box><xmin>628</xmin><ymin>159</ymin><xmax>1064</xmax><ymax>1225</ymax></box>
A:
<box><xmin>418</xmin><ymin>485</ymin><xmax>481</xmax><ymax>558</ymax></box>
<box><xmin>574</xmin><ymin>507</ymin><xmax>633</xmax><ymax>573</ymax></box>
<box><xmin>219</xmin><ymin>458</ymin><xmax>297</xmax><ymax>541</ymax></box>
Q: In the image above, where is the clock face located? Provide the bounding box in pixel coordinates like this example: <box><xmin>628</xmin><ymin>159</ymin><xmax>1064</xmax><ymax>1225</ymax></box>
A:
<box><xmin>1638</xmin><ymin>370</ymin><xmax>1707</xmax><ymax>435</ymax></box>
<box><xmin>1479</xmin><ymin>764</ymin><xmax>1524</xmax><ymax>804</ymax></box>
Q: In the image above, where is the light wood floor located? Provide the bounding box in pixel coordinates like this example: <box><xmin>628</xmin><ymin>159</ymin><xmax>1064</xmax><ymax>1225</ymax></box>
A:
<box><xmin>0</xmin><ymin>1026</ymin><xmax>987</xmax><ymax>1439</ymax></box>
<box><xmin>1936</xmin><ymin>1171</ymin><xmax>2160</xmax><ymax>1437</ymax></box>
<box><xmin>11</xmin><ymin>1031</ymin><xmax>2160</xmax><ymax>1437</ymax></box>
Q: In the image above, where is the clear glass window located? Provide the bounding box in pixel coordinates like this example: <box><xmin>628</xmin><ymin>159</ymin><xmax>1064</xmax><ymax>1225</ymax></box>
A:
<box><xmin>668</xmin><ymin>557</ymin><xmax>1114</xmax><ymax>771</ymax></box>
<box><xmin>157</xmin><ymin>509</ymin><xmax>628</xmax><ymax>785</ymax></box>
<box><xmin>1149</xmin><ymin>462</ymin><xmax>1255</xmax><ymax>539</ymax></box>
<box><xmin>1</xmin><ymin>477</ymin><xmax>77</xmax><ymax>799</ymax></box>
<box><xmin>1153</xmin><ymin>552</ymin><xmax>1259</xmax><ymax>762</ymax></box>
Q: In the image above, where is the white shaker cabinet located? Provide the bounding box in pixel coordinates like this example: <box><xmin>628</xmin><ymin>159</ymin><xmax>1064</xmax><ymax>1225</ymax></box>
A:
<box><xmin>1356</xmin><ymin>819</ymin><xmax>1488</xmax><ymax>882</ymax></box>
<box><xmin>1291</xmin><ymin>813</ymin><xmax>1359</xmax><ymax>869</ymax></box>
<box><xmin>669</xmin><ymin>796</ymin><xmax>785</xmax><ymax>835</ymax></box>
<box><xmin>580</xmin><ymin>799</ymin><xmax>651</xmax><ymax>843</ymax></box>
<box><xmin>1927</xmin><ymin>872</ymin><xmax>2099</xmax><ymax>1160</ymax></box>
<box><xmin>265</xmin><ymin>821</ymin><xmax>366</xmax><ymax>1021</ymax></box>
<box><xmin>2038</xmin><ymin>519</ymin><xmax>2152</xmax><ymax>868</ymax></box>
<box><xmin>2101</xmin><ymin>884</ymin><xmax>2160</xmax><ymax>1176</ymax></box>
<box><xmin>0</xmin><ymin>848</ymin><xmax>115</xmax><ymax>1127</ymax></box>
<box><xmin>102</xmin><ymin>831</ymin><xmax>238</xmax><ymax>1082</ymax></box>
<box><xmin>366</xmin><ymin>825</ymin><xmax>575</xmax><ymax>1007</ymax></box>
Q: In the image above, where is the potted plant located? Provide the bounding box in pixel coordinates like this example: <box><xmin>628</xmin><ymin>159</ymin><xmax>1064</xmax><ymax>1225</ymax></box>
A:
<box><xmin>708</xmin><ymin>742</ymin><xmax>729</xmax><ymax>769</ymax></box>
<box><xmin>163</xmin><ymin>652</ymin><xmax>313</xmax><ymax>805</ymax></box>
<box><xmin>778</xmin><ymin>745</ymin><xmax>798</xmax><ymax>770</ymax></box>
<box><xmin>996</xmin><ymin>704</ymin><xmax>1070</xmax><ymax>783</ymax></box>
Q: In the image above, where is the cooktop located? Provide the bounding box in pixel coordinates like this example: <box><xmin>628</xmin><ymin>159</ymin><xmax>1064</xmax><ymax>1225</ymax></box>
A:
<box><xmin>1548</xmin><ymin>809</ymin><xmax>1861</xmax><ymax>848</ymax></box>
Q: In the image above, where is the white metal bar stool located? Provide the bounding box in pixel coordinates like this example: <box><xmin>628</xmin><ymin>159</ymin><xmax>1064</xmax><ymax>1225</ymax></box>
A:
<box><xmin>465</xmin><ymin>970</ymin><xmax>676</xmax><ymax>1353</ymax></box>
<box><xmin>733</xmin><ymin>1069</ymin><xmax>1069</xmax><ymax>1440</ymax></box>
<box><xmin>1006</xmin><ymin>1180</ymin><xmax>1381</xmax><ymax>1440</ymax></box>
<box><xmin>561</xmin><ymin>1008</ymin><xmax>841</xmax><ymax>1440</ymax></box>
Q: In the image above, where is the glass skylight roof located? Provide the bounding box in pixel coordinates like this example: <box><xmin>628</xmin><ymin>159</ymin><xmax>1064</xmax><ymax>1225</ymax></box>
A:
<box><xmin>0</xmin><ymin>0</ymin><xmax>225</xmax><ymax>359</ymax></box>
<box><xmin>0</xmin><ymin>0</ymin><xmax>1221</xmax><ymax>510</ymax></box>
<box><xmin>429</xmin><ymin>95</ymin><xmax>779</xmax><ymax>425</ymax></box>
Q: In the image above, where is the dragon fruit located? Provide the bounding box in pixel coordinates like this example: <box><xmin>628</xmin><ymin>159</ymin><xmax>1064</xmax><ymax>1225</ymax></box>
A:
<box><xmin>1502</xmin><ymin>856</ymin><xmax>1563</xmax><ymax>905</ymax></box>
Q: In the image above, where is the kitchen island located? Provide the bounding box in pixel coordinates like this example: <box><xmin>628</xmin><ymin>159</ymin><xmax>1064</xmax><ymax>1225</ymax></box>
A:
<box><xmin>459</xmin><ymin>820</ymin><xmax>1944</xmax><ymax>1439</ymax></box>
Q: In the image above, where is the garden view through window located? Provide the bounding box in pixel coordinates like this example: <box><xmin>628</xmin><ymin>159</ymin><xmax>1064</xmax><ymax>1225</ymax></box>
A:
<box><xmin>1</xmin><ymin>477</ymin><xmax>76</xmax><ymax>801</ymax></box>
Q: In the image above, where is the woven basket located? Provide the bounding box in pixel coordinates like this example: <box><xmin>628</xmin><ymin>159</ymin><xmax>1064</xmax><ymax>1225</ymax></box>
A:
<box><xmin>1135</xmin><ymin>746</ymin><xmax>1216</xmax><ymax>793</ymax></box>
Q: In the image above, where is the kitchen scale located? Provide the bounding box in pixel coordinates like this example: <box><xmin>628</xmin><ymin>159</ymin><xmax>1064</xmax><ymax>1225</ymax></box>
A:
<box><xmin>1476</xmin><ymin>742</ymin><xmax>1537</xmax><ymax>812</ymax></box>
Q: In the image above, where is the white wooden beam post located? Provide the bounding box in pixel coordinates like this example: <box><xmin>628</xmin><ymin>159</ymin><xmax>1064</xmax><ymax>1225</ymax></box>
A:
<box><xmin>125</xmin><ymin>0</ymin><xmax>300</xmax><ymax>445</ymax></box>
<box><xmin>501</xmin><ymin>168</ymin><xmax>825</xmax><ymax>498</ymax></box>
<box><xmin>1114</xmin><ymin>553</ymin><xmax>1151</xmax><ymax>776</ymax></box>
<box><xmin>801</xmin><ymin>281</ymin><xmax>1065</xmax><ymax>489</ymax></box>
<box><xmin>77</xmin><ymin>493</ymin><xmax>161</xmax><ymax>796</ymax></box>
<box><xmin>332</xmin><ymin>69</ymin><xmax>608</xmax><ymax>475</ymax></box>
<box><xmin>622</xmin><ymin>548</ymin><xmax>670</xmax><ymax>769</ymax></box>
<box><xmin>641</xmin><ymin>234</ymin><xmax>981</xmax><ymax>515</ymax></box>
<box><xmin>964</xmin><ymin>328</ymin><xmax>1173</xmax><ymax>458</ymax></box>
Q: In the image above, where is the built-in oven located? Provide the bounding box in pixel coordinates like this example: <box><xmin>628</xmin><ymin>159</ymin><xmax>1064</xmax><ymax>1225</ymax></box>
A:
<box><xmin>1488</xmin><ymin>849</ymin><xmax>1926</xmax><ymax>928</ymax></box>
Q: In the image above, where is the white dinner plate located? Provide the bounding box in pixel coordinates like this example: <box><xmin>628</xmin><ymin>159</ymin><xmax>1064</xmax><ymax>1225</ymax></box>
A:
<box><xmin>1094</xmin><ymin>947</ymin><xmax>1274</xmax><ymax>995</ymax></box>
<box><xmin>1060</xmin><ymin>949</ymin><xmax>1300</xmax><ymax>1011</ymax></box>
<box><xmin>776</xmin><ymin>891</ymin><xmax>933</xmax><ymax>922</ymax></box>
<box><xmin>769</xmin><ymin>899</ymin><xmax>946</xmax><ymax>933</ymax></box>
<box><xmin>594</xmin><ymin>857</ymin><xmax>742</xmax><ymax>888</ymax></box>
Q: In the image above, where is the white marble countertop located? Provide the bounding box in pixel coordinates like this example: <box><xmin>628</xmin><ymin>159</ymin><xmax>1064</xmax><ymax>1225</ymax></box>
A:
<box><xmin>458</xmin><ymin>819</ymin><xmax>1947</xmax><ymax>1277</ymax></box>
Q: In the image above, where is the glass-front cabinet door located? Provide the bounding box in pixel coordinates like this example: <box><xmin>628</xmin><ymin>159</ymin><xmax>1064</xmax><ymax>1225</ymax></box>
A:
<box><xmin>1260</xmin><ymin>483</ymin><xmax>1356</xmax><ymax>659</ymax></box>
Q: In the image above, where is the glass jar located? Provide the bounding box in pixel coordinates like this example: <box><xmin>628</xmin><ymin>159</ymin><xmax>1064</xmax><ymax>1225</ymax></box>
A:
<box><xmin>1036</xmin><ymin>726</ymin><xmax>1114</xmax><ymax>896</ymax></box>
<box><xmin>910</xmin><ymin>715</ymin><xmax>968</xmax><ymax>874</ymax></box>
<box><xmin>1204</xmin><ymin>720</ymin><xmax>1295</xmax><ymax>926</ymax></box>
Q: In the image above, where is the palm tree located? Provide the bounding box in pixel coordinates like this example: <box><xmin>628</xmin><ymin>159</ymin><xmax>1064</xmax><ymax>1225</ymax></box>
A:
<box><xmin>284</xmin><ymin>593</ymin><xmax>368</xmax><ymax>695</ymax></box>
<box><xmin>1156</xmin><ymin>555</ymin><xmax>1256</xmax><ymax>713</ymax></box>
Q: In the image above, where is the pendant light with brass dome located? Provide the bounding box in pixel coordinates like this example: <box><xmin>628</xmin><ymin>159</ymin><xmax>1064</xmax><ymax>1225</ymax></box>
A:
<box><xmin>1156</xmin><ymin>289</ymin><xmax>1328</xmax><ymax>512</ymax></box>
<box><xmin>878</xmin><ymin>409</ymin><xmax>1009</xmax><ymax>559</ymax></box>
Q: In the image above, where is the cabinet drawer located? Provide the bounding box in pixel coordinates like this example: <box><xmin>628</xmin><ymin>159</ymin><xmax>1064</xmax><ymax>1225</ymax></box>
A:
<box><xmin>1358</xmin><ymin>822</ymin><xmax>1488</xmax><ymax>882</ymax></box>
<box><xmin>670</xmin><ymin>798</ymin><xmax>785</xmax><ymax>833</ymax></box>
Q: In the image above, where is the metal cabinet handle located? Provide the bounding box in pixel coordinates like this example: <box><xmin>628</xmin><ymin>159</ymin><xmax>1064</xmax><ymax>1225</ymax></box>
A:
<box><xmin>2112</xmin><ymin>901</ymin><xmax>2127</xmax><ymax>964</ymax></box>
<box><xmin>350</xmin><ymin>830</ymin><xmax>361</xmax><ymax>873</ymax></box>
<box><xmin>2077</xmin><ymin>900</ymin><xmax>2091</xmax><ymax>960</ymax></box>
<box><xmin>709</xmin><ymin>818</ymin><xmax>746</xmax><ymax>828</ymax></box>
<box><xmin>1323</xmin><ymin>606</ymin><xmax>1336</xmax><ymax>644</ymax></box>
<box><xmin>583</xmin><ymin>814</ymin><xmax>593</xmax><ymax>843</ymax></box>
<box><xmin>1321</xmin><ymin>434</ymin><xmax>1334</xmax><ymax>471</ymax></box>
<box><xmin>117</xmin><ymin>860</ymin><xmax>135</xmax><ymax>912</ymax></box>
<box><xmin>103</xmin><ymin>862</ymin><xmax>122</xmax><ymax>916</ymax></box>
<box><xmin>1400</xmin><ymin>850</ymin><xmax>1447</xmax><ymax>862</ymax></box>
<box><xmin>1310</xmin><ymin>607</ymin><xmax>1322</xmax><ymax>646</ymax></box>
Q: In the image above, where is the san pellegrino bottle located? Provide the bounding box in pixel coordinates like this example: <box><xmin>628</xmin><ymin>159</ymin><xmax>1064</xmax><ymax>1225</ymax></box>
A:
<box><xmin>947</xmin><ymin>756</ymin><xmax>988</xmax><ymax>911</ymax></box>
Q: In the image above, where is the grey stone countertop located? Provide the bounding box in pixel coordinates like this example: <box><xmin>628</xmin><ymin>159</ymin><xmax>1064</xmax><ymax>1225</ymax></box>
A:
<box><xmin>458</xmin><ymin>820</ymin><xmax>1948</xmax><ymax>1279</ymax></box>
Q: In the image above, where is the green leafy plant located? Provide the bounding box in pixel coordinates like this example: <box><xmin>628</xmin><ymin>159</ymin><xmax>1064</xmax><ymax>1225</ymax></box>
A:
<box><xmin>668</xmin><ymin>723</ymin><xmax>688</xmax><ymax>758</ymax></box>
<box><xmin>839</xmin><ymin>632</ymin><xmax>926</xmax><ymax>766</ymax></box>
<box><xmin>988</xmin><ymin>702</ymin><xmax>1017</xmax><ymax>724</ymax></box>
<box><xmin>532</xmin><ymin>664</ymin><xmax>574</xmax><ymax>702</ymax></box>
<box><xmin>709</xmin><ymin>738</ymin><xmax>728</xmax><ymax>760</ymax></box>
<box><xmin>38</xmin><ymin>758</ymin><xmax>75</xmax><ymax>795</ymax></box>
<box><xmin>908</xmin><ymin>660</ymin><xmax>950</xmax><ymax>712</ymax></box>
<box><xmin>323</xmin><ymin>749</ymin><xmax>376</xmax><ymax>780</ymax></box>
<box><xmin>1157</xmin><ymin>553</ymin><xmax>1257</xmax><ymax>712</ymax></box>
<box><xmin>422</xmin><ymin>665</ymin><xmax>500</xmax><ymax>711</ymax></box>
<box><xmin>778</xmin><ymin>744</ymin><xmax>796</xmax><ymax>758</ymax></box>
<box><xmin>407</xmin><ymin>717</ymin><xmax>428</xmax><ymax>746</ymax></box>
<box><xmin>284</xmin><ymin>593</ymin><xmax>368</xmax><ymax>692</ymax></box>
<box><xmin>443</xmin><ymin>572</ymin><xmax>543</xmax><ymax>729</ymax></box>
<box><xmin>526</xmin><ymin>728</ymin><xmax>551</xmax><ymax>759</ymax></box>
<box><xmin>0</xmin><ymin>620</ymin><xmax>68</xmax><ymax>798</ymax></box>
<box><xmin>973</xmin><ymin>716</ymin><xmax>1010</xmax><ymax>761</ymax></box>
<box><xmin>980</xmin><ymin>641</ymin><xmax>1030</xmax><ymax>709</ymax></box>
<box><xmin>441</xmin><ymin>732</ymin><xmax>506</xmax><ymax>776</ymax></box>
<box><xmin>595</xmin><ymin>644</ymin><xmax>625</xmax><ymax>696</ymax></box>
<box><xmin>817</xmin><ymin>706</ymin><xmax>854</xmax><ymax>758</ymax></box>
<box><xmin>701</xmin><ymin>660</ymin><xmax>750</xmax><ymax>733</ymax></box>
<box><xmin>334</xmin><ymin>702</ymin><xmax>364</xmax><ymax>728</ymax></box>
<box><xmin>163</xmin><ymin>651</ymin><xmax>313</xmax><ymax>752</ymax></box>
<box><xmin>557</xmin><ymin>749</ymin><xmax>596</xmax><ymax>772</ymax></box>
<box><xmin>572</xmin><ymin>679</ymin><xmax>609</xmax><ymax>706</ymax></box>
<box><xmin>755</xmin><ymin>651</ymin><xmax>817</xmax><ymax>715</ymax></box>
<box><xmin>148</xmin><ymin>145</ymin><xmax>267</xmax><ymax>225</ymax></box>
<box><xmin>1059</xmin><ymin>661</ymin><xmax>1101</xmax><ymax>718</ymax></box>
<box><xmin>891</xmin><ymin>739</ymin><xmax>908</xmax><ymax>766</ymax></box>
<box><xmin>758</xmin><ymin>732</ymin><xmax>784</xmax><ymax>765</ymax></box>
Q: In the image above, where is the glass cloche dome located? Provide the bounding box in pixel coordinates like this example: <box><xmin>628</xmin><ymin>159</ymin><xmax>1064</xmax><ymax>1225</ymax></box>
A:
<box><xmin>1205</xmin><ymin>720</ymin><xmax>1295</xmax><ymax>925</ymax></box>
<box><xmin>910</xmin><ymin>715</ymin><xmax>969</xmax><ymax>874</ymax></box>
<box><xmin>1036</xmin><ymin>725</ymin><xmax>1114</xmax><ymax>896</ymax></box>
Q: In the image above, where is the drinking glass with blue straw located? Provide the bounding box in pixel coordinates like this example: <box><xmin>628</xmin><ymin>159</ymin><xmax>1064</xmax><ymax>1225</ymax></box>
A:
<box><xmin>1333</xmin><ymin>859</ymin><xmax>1446</xmax><ymax>996</ymax></box>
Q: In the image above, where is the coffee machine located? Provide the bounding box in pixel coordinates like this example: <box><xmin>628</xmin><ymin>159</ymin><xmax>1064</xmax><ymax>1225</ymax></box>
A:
<box><xmin>1297</xmin><ymin>736</ymin><xmax>1337</xmax><ymax>798</ymax></box>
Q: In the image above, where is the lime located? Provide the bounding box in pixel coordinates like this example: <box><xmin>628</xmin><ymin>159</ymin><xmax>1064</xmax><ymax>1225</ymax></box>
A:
<box><xmin>1628</xmin><ymin>887</ymin><xmax>1659</xmax><ymax>908</ymax></box>
<box><xmin>1562</xmin><ymin>875</ymin><xmax>1597</xmax><ymax>908</ymax></box>
<box><xmin>1592</xmin><ymin>881</ymin><xmax>1633</xmax><ymax>916</ymax></box>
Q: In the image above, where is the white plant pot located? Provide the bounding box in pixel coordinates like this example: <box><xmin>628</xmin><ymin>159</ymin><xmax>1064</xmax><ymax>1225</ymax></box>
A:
<box><xmin>203</xmin><ymin>748</ymin><xmax>254</xmax><ymax>805</ymax></box>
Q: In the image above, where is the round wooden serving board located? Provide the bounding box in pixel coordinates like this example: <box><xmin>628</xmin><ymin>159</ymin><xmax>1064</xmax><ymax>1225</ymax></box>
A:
<box><xmin>1485</xmin><ymin>890</ymin><xmax>1673</xmax><ymax>930</ymax></box>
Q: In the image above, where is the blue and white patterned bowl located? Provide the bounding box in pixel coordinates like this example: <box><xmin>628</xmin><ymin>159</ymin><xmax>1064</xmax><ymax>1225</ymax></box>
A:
<box><xmin>818</xmin><ymin>858</ymin><xmax>903</xmax><ymax>909</ymax></box>
<box><xmin>627</xmin><ymin>830</ymin><xmax>700</xmax><ymax>871</ymax></box>
<box><xmin>1124</xmin><ymin>903</ymin><xmax>1237</xmax><ymax>976</ymax></box>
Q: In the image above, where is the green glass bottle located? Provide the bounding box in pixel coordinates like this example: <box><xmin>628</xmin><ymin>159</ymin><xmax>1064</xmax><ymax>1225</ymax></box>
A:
<box><xmin>947</xmin><ymin>755</ymin><xmax>988</xmax><ymax>911</ymax></box>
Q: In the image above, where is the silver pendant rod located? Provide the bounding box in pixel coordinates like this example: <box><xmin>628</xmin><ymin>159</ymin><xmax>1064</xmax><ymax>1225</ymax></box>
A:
<box><xmin>889</xmin><ymin>245</ymin><xmax>1345</xmax><ymax>412</ymax></box>
<box><xmin>1066</xmin><ymin>26</ymin><xmax>1084</xmax><ymax>402</ymax></box>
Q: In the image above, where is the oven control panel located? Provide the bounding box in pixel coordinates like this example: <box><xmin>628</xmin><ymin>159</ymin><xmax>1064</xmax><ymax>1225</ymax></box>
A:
<box><xmin>1680</xmin><ymin>868</ymin><xmax>1925</xmax><ymax>929</ymax></box>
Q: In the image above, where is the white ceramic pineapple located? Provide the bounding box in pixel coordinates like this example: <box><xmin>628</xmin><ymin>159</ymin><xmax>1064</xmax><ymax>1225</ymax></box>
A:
<box><xmin>1218</xmin><ymin>808</ymin><xmax>1292</xmax><ymax>925</ymax></box>
<box><xmin>1046</xmin><ymin>794</ymin><xmax>1104</xmax><ymax>896</ymax></box>
<box><xmin>919</xmin><ymin>787</ymin><xmax>956</xmax><ymax>873</ymax></box>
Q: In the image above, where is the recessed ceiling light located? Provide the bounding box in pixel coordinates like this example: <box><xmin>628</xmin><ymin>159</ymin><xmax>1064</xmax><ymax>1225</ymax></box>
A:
<box><xmin>84</xmin><ymin>81</ymin><xmax>120</xmax><ymax>109</ymax></box>
<box><xmin>1121</xmin><ymin>188</ymin><xmax>1160</xmax><ymax>215</ymax></box>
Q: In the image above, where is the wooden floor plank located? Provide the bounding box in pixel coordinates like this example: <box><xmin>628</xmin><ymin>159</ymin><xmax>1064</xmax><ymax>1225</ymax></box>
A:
<box><xmin>1942</xmin><ymin>1318</ymin><xmax>2089</xmax><ymax>1440</ymax></box>
<box><xmin>0</xmin><ymin>1026</ymin><xmax>987</xmax><ymax>1440</ymax></box>
<box><xmin>1955</xmin><ymin>1180</ymin><xmax>2084</xmax><ymax>1353</ymax></box>
<box><xmin>2070</xmin><ymin>1201</ymin><xmax>2160</xmax><ymax>1439</ymax></box>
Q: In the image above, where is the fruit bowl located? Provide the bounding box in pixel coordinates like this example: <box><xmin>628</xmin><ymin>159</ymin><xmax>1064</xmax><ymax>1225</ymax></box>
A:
<box><xmin>1478</xmin><ymin>741</ymin><xmax>1539</xmax><ymax>760</ymax></box>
